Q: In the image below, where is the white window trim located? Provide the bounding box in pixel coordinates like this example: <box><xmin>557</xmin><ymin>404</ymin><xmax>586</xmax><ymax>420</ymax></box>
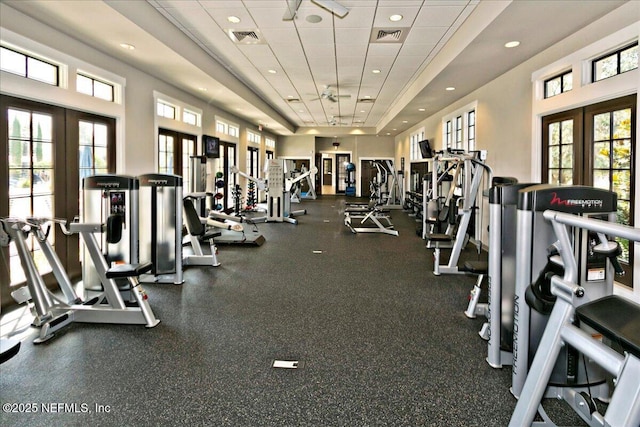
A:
<box><xmin>531</xmin><ymin>22</ymin><xmax>640</xmax><ymax>299</ymax></box>
<box><xmin>247</xmin><ymin>129</ymin><xmax>261</xmax><ymax>145</ymax></box>
<box><xmin>409</xmin><ymin>128</ymin><xmax>426</xmax><ymax>162</ymax></box>
<box><xmin>441</xmin><ymin>101</ymin><xmax>478</xmax><ymax>151</ymax></box>
<box><xmin>1</xmin><ymin>28</ymin><xmax>127</xmax><ymax>171</ymax></box>
<box><xmin>214</xmin><ymin>116</ymin><xmax>240</xmax><ymax>142</ymax></box>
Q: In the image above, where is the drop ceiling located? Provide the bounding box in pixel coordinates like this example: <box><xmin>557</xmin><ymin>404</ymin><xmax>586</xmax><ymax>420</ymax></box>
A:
<box><xmin>1</xmin><ymin>0</ymin><xmax>630</xmax><ymax>137</ymax></box>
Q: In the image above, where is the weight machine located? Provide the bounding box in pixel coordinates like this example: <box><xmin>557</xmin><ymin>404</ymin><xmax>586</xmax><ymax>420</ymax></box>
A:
<box><xmin>369</xmin><ymin>160</ymin><xmax>403</xmax><ymax>209</ymax></box>
<box><xmin>138</xmin><ymin>173</ymin><xmax>184</xmax><ymax>284</ymax></box>
<box><xmin>425</xmin><ymin>150</ymin><xmax>492</xmax><ymax>275</ymax></box>
<box><xmin>511</xmin><ymin>185</ymin><xmax>619</xmax><ymax>401</ymax></box>
<box><xmin>509</xmin><ymin>211</ymin><xmax>640</xmax><ymax>427</ymax></box>
<box><xmin>343</xmin><ymin>202</ymin><xmax>399</xmax><ymax>236</ymax></box>
<box><xmin>231</xmin><ymin>159</ymin><xmax>316</xmax><ymax>224</ymax></box>
<box><xmin>0</xmin><ymin>216</ymin><xmax>159</xmax><ymax>344</ymax></box>
<box><xmin>81</xmin><ymin>174</ymin><xmax>139</xmax><ymax>290</ymax></box>
<box><xmin>289</xmin><ymin>164</ymin><xmax>317</xmax><ymax>202</ymax></box>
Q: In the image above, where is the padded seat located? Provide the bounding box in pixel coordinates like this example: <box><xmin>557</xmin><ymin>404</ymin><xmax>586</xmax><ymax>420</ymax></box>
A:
<box><xmin>427</xmin><ymin>233</ymin><xmax>452</xmax><ymax>242</ymax></box>
<box><xmin>576</xmin><ymin>295</ymin><xmax>640</xmax><ymax>358</ymax></box>
<box><xmin>462</xmin><ymin>261</ymin><xmax>488</xmax><ymax>274</ymax></box>
<box><xmin>183</xmin><ymin>198</ymin><xmax>221</xmax><ymax>240</ymax></box>
<box><xmin>106</xmin><ymin>262</ymin><xmax>153</xmax><ymax>279</ymax></box>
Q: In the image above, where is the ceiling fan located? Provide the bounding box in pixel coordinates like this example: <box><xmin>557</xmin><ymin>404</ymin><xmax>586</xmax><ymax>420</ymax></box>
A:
<box><xmin>328</xmin><ymin>116</ymin><xmax>349</xmax><ymax>126</ymax></box>
<box><xmin>283</xmin><ymin>0</ymin><xmax>350</xmax><ymax>21</ymax></box>
<box><xmin>311</xmin><ymin>85</ymin><xmax>351</xmax><ymax>103</ymax></box>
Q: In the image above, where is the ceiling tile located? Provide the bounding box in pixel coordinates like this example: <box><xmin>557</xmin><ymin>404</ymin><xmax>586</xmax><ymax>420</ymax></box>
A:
<box><xmin>414</xmin><ymin>5</ymin><xmax>468</xmax><ymax>27</ymax></box>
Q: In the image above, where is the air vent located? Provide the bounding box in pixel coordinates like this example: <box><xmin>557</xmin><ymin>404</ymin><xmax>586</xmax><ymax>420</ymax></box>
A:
<box><xmin>227</xmin><ymin>29</ymin><xmax>266</xmax><ymax>45</ymax></box>
<box><xmin>370</xmin><ymin>28</ymin><xmax>409</xmax><ymax>43</ymax></box>
<box><xmin>357</xmin><ymin>98</ymin><xmax>375</xmax><ymax>103</ymax></box>
<box><xmin>285</xmin><ymin>98</ymin><xmax>301</xmax><ymax>103</ymax></box>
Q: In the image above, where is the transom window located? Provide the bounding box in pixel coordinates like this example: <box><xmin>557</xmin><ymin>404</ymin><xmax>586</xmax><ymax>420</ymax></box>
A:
<box><xmin>77</xmin><ymin>73</ymin><xmax>114</xmax><ymax>102</ymax></box>
<box><xmin>183</xmin><ymin>109</ymin><xmax>198</xmax><ymax>126</ymax></box>
<box><xmin>0</xmin><ymin>46</ymin><xmax>58</xmax><ymax>86</ymax></box>
<box><xmin>216</xmin><ymin>119</ymin><xmax>239</xmax><ymax>137</ymax></box>
<box><xmin>593</xmin><ymin>42</ymin><xmax>638</xmax><ymax>82</ymax></box>
<box><xmin>247</xmin><ymin>130</ymin><xmax>261</xmax><ymax>145</ymax></box>
<box><xmin>544</xmin><ymin>70</ymin><xmax>573</xmax><ymax>98</ymax></box>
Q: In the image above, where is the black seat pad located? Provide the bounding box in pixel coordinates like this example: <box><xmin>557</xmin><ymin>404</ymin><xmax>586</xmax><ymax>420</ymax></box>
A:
<box><xmin>462</xmin><ymin>261</ymin><xmax>488</xmax><ymax>274</ymax></box>
<box><xmin>427</xmin><ymin>233</ymin><xmax>452</xmax><ymax>242</ymax></box>
<box><xmin>575</xmin><ymin>295</ymin><xmax>640</xmax><ymax>358</ymax></box>
<box><xmin>106</xmin><ymin>262</ymin><xmax>153</xmax><ymax>279</ymax></box>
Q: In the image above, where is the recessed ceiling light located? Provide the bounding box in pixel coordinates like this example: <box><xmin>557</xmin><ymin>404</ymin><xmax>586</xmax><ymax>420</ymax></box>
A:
<box><xmin>418</xmin><ymin>108</ymin><xmax>425</xmax><ymax>112</ymax></box>
<box><xmin>372</xmin><ymin>69</ymin><xmax>381</xmax><ymax>74</ymax></box>
<box><xmin>227</xmin><ymin>16</ymin><xmax>241</xmax><ymax>24</ymax></box>
<box><xmin>268</xmin><ymin>69</ymin><xmax>277</xmax><ymax>74</ymax></box>
<box><xmin>402</xmin><ymin>120</ymin><xmax>408</xmax><ymax>123</ymax></box>
<box><xmin>505</xmin><ymin>41</ymin><xmax>520</xmax><ymax>48</ymax></box>
<box><xmin>364</xmin><ymin>95</ymin><xmax>371</xmax><ymax>99</ymax></box>
<box><xmin>446</xmin><ymin>87</ymin><xmax>455</xmax><ymax>91</ymax></box>
<box><xmin>198</xmin><ymin>87</ymin><xmax>207</xmax><ymax>92</ymax></box>
<box><xmin>389</xmin><ymin>14</ymin><xmax>403</xmax><ymax>22</ymax></box>
<box><xmin>360</xmin><ymin>110</ymin><xmax>365</xmax><ymax>113</ymax></box>
<box><xmin>119</xmin><ymin>43</ymin><xmax>135</xmax><ymax>50</ymax></box>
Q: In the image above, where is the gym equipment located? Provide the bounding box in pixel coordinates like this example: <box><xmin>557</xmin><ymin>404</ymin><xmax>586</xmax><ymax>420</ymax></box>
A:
<box><xmin>138</xmin><ymin>173</ymin><xmax>183</xmax><ymax>284</ymax></box>
<box><xmin>82</xmin><ymin>174</ymin><xmax>139</xmax><ymax>290</ymax></box>
<box><xmin>231</xmin><ymin>159</ymin><xmax>311</xmax><ymax>224</ymax></box>
<box><xmin>482</xmin><ymin>180</ymin><xmax>538</xmax><ymax>369</ymax></box>
<box><xmin>182</xmin><ymin>196</ymin><xmax>225</xmax><ymax>267</ymax></box>
<box><xmin>0</xmin><ymin>233</ymin><xmax>21</xmax><ymax>361</ymax></box>
<box><xmin>345</xmin><ymin>162</ymin><xmax>356</xmax><ymax>197</ymax></box>
<box><xmin>0</xmin><ymin>338</ymin><xmax>20</xmax><ymax>363</ymax></box>
<box><xmin>509</xmin><ymin>211</ymin><xmax>640</xmax><ymax>427</ymax></box>
<box><xmin>426</xmin><ymin>150</ymin><xmax>492</xmax><ymax>275</ymax></box>
<box><xmin>289</xmin><ymin>164</ymin><xmax>317</xmax><ymax>202</ymax></box>
<box><xmin>344</xmin><ymin>201</ymin><xmax>398</xmax><ymax>236</ymax></box>
<box><xmin>207</xmin><ymin>209</ymin><xmax>265</xmax><ymax>246</ymax></box>
<box><xmin>511</xmin><ymin>185</ymin><xmax>618</xmax><ymax>399</ymax></box>
<box><xmin>369</xmin><ymin>160</ymin><xmax>403</xmax><ymax>209</ymax></box>
<box><xmin>0</xmin><ymin>216</ymin><xmax>159</xmax><ymax>344</ymax></box>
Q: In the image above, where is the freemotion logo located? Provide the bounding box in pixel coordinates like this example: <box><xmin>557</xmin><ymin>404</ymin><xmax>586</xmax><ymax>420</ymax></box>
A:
<box><xmin>550</xmin><ymin>192</ymin><xmax>604</xmax><ymax>209</ymax></box>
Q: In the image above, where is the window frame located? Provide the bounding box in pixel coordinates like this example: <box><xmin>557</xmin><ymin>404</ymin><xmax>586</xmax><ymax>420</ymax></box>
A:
<box><xmin>0</xmin><ymin>45</ymin><xmax>59</xmax><ymax>86</ymax></box>
<box><xmin>592</xmin><ymin>42</ymin><xmax>638</xmax><ymax>82</ymax></box>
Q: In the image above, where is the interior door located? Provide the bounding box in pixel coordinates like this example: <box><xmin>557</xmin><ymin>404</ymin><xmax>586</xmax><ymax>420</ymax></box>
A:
<box><xmin>322</xmin><ymin>158</ymin><xmax>332</xmax><ymax>186</ymax></box>
<box><xmin>335</xmin><ymin>154</ymin><xmax>350</xmax><ymax>194</ymax></box>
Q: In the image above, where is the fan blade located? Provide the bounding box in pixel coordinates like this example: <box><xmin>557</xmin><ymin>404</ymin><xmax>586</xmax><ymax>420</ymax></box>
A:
<box><xmin>283</xmin><ymin>0</ymin><xmax>302</xmax><ymax>21</ymax></box>
<box><xmin>311</xmin><ymin>0</ymin><xmax>349</xmax><ymax>18</ymax></box>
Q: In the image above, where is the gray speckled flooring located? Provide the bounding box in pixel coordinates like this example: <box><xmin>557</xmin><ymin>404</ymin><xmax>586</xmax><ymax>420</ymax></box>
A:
<box><xmin>1</xmin><ymin>196</ymin><xmax>584</xmax><ymax>426</ymax></box>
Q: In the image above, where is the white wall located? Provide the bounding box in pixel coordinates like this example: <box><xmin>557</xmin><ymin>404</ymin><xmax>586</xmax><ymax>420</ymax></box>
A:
<box><xmin>395</xmin><ymin>3</ymin><xmax>639</xmax><ymax>296</ymax></box>
<box><xmin>0</xmin><ymin>4</ymin><xmax>279</xmax><ymax>180</ymax></box>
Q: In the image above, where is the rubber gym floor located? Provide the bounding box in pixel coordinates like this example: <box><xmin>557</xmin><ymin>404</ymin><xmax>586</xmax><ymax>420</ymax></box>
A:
<box><xmin>1</xmin><ymin>196</ymin><xmax>590</xmax><ymax>426</ymax></box>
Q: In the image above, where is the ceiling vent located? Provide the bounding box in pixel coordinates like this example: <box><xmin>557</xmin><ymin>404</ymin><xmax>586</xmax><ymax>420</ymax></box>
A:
<box><xmin>357</xmin><ymin>98</ymin><xmax>375</xmax><ymax>103</ymax></box>
<box><xmin>370</xmin><ymin>28</ymin><xmax>409</xmax><ymax>43</ymax></box>
<box><xmin>285</xmin><ymin>98</ymin><xmax>301</xmax><ymax>103</ymax></box>
<box><xmin>227</xmin><ymin>29</ymin><xmax>266</xmax><ymax>45</ymax></box>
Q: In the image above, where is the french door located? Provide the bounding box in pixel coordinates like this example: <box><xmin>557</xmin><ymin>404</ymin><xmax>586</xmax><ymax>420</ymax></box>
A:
<box><xmin>158</xmin><ymin>128</ymin><xmax>197</xmax><ymax>193</ymax></box>
<box><xmin>542</xmin><ymin>94</ymin><xmax>635</xmax><ymax>288</ymax></box>
<box><xmin>1</xmin><ymin>95</ymin><xmax>115</xmax><ymax>293</ymax></box>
